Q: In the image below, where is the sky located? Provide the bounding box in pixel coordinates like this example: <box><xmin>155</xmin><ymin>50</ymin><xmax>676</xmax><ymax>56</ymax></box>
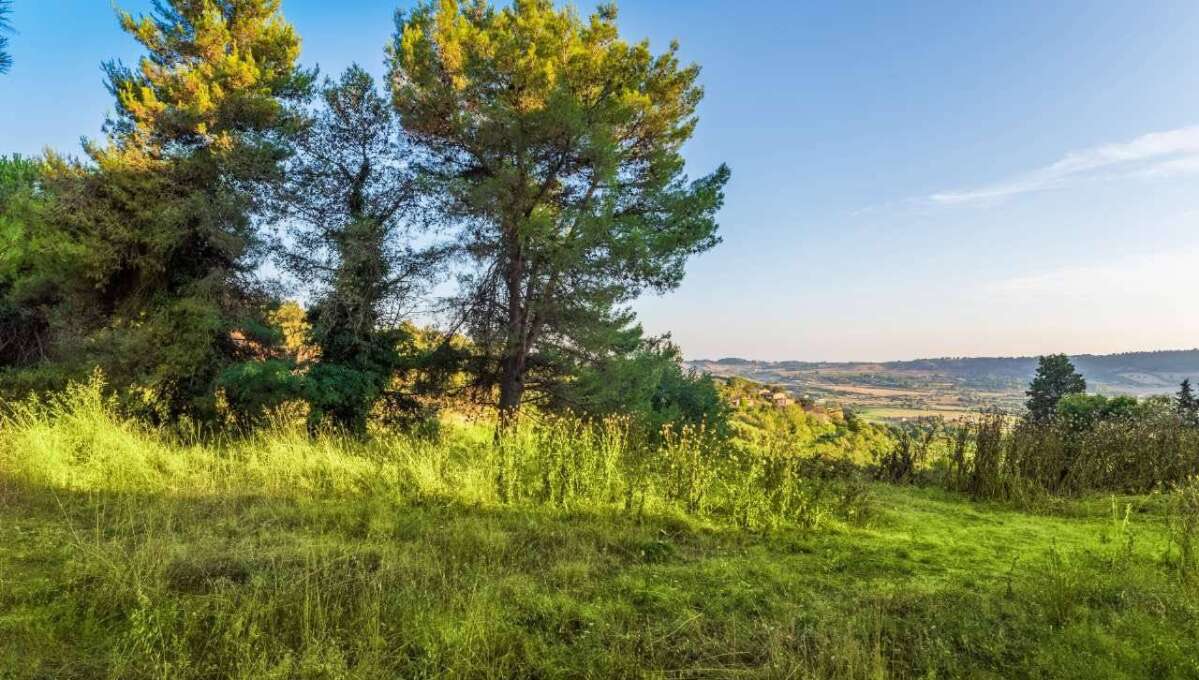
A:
<box><xmin>3</xmin><ymin>1</ymin><xmax>1199</xmax><ymax>362</ymax></box>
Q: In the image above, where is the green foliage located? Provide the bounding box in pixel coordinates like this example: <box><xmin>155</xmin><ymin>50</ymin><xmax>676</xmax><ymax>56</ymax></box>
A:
<box><xmin>1026</xmin><ymin>353</ymin><xmax>1086</xmax><ymax>421</ymax></box>
<box><xmin>302</xmin><ymin>339</ymin><xmax>400</xmax><ymax>434</ymax></box>
<box><xmin>725</xmin><ymin>388</ymin><xmax>896</xmax><ymax>466</ymax></box>
<box><xmin>389</xmin><ymin>0</ymin><xmax>729</xmax><ymax>415</ymax></box>
<box><xmin>551</xmin><ymin>335</ymin><xmax>729</xmax><ymax>439</ymax></box>
<box><xmin>0</xmin><ymin>155</ymin><xmax>55</xmax><ymax>369</ymax></box>
<box><xmin>19</xmin><ymin>0</ymin><xmax>314</xmax><ymax>421</ymax></box>
<box><xmin>1055</xmin><ymin>392</ymin><xmax>1141</xmax><ymax>431</ymax></box>
<box><xmin>0</xmin><ymin>152</ymin><xmax>36</xmax><ymax>206</ymax></box>
<box><xmin>104</xmin><ymin>0</ymin><xmax>312</xmax><ymax>148</ymax></box>
<box><xmin>218</xmin><ymin>359</ymin><xmax>304</xmax><ymax>429</ymax></box>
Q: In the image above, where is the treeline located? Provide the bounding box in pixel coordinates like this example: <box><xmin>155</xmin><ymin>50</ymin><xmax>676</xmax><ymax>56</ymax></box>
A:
<box><xmin>0</xmin><ymin>0</ymin><xmax>730</xmax><ymax>438</ymax></box>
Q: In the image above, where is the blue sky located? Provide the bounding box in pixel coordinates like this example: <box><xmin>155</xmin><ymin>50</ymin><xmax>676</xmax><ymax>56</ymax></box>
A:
<box><xmin>3</xmin><ymin>1</ymin><xmax>1199</xmax><ymax>361</ymax></box>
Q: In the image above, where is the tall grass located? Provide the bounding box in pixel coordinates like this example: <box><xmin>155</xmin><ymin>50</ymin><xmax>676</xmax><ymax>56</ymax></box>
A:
<box><xmin>0</xmin><ymin>377</ymin><xmax>869</xmax><ymax>532</ymax></box>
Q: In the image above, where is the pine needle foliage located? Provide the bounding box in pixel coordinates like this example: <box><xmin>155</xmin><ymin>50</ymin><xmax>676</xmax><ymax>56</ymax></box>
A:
<box><xmin>37</xmin><ymin>0</ymin><xmax>314</xmax><ymax>421</ymax></box>
<box><xmin>388</xmin><ymin>0</ymin><xmax>729</xmax><ymax>420</ymax></box>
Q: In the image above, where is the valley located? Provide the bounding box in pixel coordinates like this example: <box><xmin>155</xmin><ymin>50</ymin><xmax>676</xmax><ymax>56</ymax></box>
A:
<box><xmin>688</xmin><ymin>349</ymin><xmax>1199</xmax><ymax>422</ymax></box>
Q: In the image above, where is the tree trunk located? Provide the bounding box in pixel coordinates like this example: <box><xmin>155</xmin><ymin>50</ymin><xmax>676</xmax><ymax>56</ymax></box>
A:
<box><xmin>496</xmin><ymin>222</ymin><xmax>527</xmax><ymax>435</ymax></box>
<box><xmin>497</xmin><ymin>353</ymin><xmax>525</xmax><ymax>430</ymax></box>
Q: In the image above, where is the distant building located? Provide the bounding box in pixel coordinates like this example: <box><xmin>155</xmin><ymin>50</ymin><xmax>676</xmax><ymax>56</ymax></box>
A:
<box><xmin>771</xmin><ymin>392</ymin><xmax>792</xmax><ymax>408</ymax></box>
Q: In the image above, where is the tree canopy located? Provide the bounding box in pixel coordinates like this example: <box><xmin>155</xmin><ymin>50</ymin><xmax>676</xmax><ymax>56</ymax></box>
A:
<box><xmin>35</xmin><ymin>0</ymin><xmax>313</xmax><ymax>419</ymax></box>
<box><xmin>388</xmin><ymin>0</ymin><xmax>729</xmax><ymax>422</ymax></box>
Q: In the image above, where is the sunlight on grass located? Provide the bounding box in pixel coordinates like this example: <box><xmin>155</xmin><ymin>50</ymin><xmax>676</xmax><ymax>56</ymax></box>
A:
<box><xmin>1</xmin><ymin>382</ymin><xmax>1197</xmax><ymax>678</ymax></box>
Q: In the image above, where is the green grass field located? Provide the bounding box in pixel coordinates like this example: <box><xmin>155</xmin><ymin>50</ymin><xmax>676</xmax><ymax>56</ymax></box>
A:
<box><xmin>2</xmin><ymin>387</ymin><xmax>1197</xmax><ymax>678</ymax></box>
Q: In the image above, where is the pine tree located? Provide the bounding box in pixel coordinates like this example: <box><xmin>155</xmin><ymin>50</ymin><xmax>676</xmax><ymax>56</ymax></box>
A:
<box><xmin>273</xmin><ymin>66</ymin><xmax>443</xmax><ymax>432</ymax></box>
<box><xmin>1178</xmin><ymin>379</ymin><xmax>1199</xmax><ymax>426</ymax></box>
<box><xmin>389</xmin><ymin>0</ymin><xmax>729</xmax><ymax>425</ymax></box>
<box><xmin>43</xmin><ymin>0</ymin><xmax>313</xmax><ymax>420</ymax></box>
<box><xmin>1025</xmin><ymin>354</ymin><xmax>1086</xmax><ymax>422</ymax></box>
<box><xmin>0</xmin><ymin>0</ymin><xmax>13</xmax><ymax>74</ymax></box>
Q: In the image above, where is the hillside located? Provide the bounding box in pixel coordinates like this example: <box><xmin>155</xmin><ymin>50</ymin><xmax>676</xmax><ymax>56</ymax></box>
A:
<box><xmin>688</xmin><ymin>350</ymin><xmax>1199</xmax><ymax>421</ymax></box>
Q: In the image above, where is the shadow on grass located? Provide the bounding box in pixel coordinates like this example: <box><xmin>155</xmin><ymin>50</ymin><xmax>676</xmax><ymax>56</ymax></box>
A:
<box><xmin>2</xmin><ymin>479</ymin><xmax>1196</xmax><ymax>680</ymax></box>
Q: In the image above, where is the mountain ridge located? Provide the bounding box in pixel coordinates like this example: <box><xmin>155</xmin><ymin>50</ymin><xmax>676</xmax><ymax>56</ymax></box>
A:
<box><xmin>693</xmin><ymin>348</ymin><xmax>1199</xmax><ymax>369</ymax></box>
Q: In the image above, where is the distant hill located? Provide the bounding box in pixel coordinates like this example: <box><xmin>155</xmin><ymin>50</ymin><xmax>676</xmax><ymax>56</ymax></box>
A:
<box><xmin>891</xmin><ymin>350</ymin><xmax>1199</xmax><ymax>392</ymax></box>
<box><xmin>689</xmin><ymin>349</ymin><xmax>1199</xmax><ymax>394</ymax></box>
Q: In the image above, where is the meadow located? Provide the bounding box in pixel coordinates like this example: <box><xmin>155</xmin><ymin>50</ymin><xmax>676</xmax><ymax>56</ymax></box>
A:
<box><xmin>2</xmin><ymin>382</ymin><xmax>1198</xmax><ymax>679</ymax></box>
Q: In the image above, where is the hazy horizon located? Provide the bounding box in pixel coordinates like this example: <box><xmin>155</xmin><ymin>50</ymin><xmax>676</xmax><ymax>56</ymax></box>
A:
<box><xmin>687</xmin><ymin>346</ymin><xmax>1199</xmax><ymax>365</ymax></box>
<box><xmin>3</xmin><ymin>1</ymin><xmax>1199</xmax><ymax>361</ymax></box>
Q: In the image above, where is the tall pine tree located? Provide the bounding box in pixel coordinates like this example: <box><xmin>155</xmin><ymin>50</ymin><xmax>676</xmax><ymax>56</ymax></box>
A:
<box><xmin>389</xmin><ymin>0</ymin><xmax>728</xmax><ymax>425</ymax></box>
<box><xmin>44</xmin><ymin>0</ymin><xmax>312</xmax><ymax>420</ymax></box>
<box><xmin>273</xmin><ymin>66</ymin><xmax>443</xmax><ymax>432</ymax></box>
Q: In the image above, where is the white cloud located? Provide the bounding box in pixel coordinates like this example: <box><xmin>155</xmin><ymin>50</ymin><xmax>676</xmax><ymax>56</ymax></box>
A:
<box><xmin>987</xmin><ymin>246</ymin><xmax>1199</xmax><ymax>302</ymax></box>
<box><xmin>931</xmin><ymin>125</ymin><xmax>1199</xmax><ymax>205</ymax></box>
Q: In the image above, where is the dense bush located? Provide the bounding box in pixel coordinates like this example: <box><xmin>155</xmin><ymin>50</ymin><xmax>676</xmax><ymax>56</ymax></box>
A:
<box><xmin>548</xmin><ymin>337</ymin><xmax>731</xmax><ymax>442</ymax></box>
<box><xmin>936</xmin><ymin>405</ymin><xmax>1199</xmax><ymax>500</ymax></box>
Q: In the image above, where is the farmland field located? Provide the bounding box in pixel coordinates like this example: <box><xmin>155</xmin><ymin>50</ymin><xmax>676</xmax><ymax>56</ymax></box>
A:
<box><xmin>689</xmin><ymin>351</ymin><xmax>1199</xmax><ymax>422</ymax></box>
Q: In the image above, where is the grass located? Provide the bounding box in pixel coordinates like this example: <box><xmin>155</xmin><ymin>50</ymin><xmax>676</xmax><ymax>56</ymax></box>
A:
<box><xmin>1</xmin><ymin>384</ymin><xmax>1198</xmax><ymax>678</ymax></box>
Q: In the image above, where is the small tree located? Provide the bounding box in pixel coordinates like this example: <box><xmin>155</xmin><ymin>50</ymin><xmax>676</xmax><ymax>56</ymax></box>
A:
<box><xmin>273</xmin><ymin>66</ymin><xmax>443</xmax><ymax>432</ymax></box>
<box><xmin>546</xmin><ymin>334</ymin><xmax>729</xmax><ymax>440</ymax></box>
<box><xmin>1025</xmin><ymin>354</ymin><xmax>1086</xmax><ymax>422</ymax></box>
<box><xmin>1178</xmin><ymin>379</ymin><xmax>1199</xmax><ymax>426</ymax></box>
<box><xmin>389</xmin><ymin>0</ymin><xmax>729</xmax><ymax>425</ymax></box>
